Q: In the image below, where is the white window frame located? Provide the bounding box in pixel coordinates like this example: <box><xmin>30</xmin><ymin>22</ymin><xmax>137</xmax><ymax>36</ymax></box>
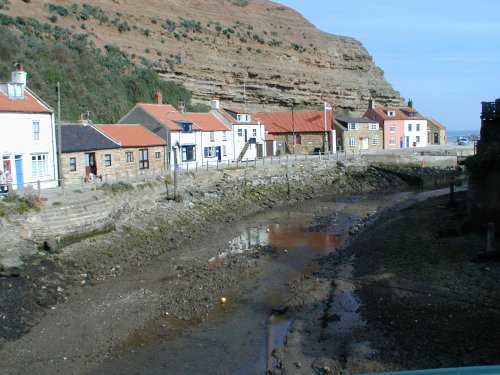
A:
<box><xmin>237</xmin><ymin>129</ymin><xmax>243</xmax><ymax>137</ymax></box>
<box><xmin>33</xmin><ymin>121</ymin><xmax>40</xmax><ymax>141</ymax></box>
<box><xmin>69</xmin><ymin>157</ymin><xmax>76</xmax><ymax>172</ymax></box>
<box><xmin>223</xmin><ymin>131</ymin><xmax>227</xmax><ymax>141</ymax></box>
<box><xmin>347</xmin><ymin>123</ymin><xmax>359</xmax><ymax>130</ymax></box>
<box><xmin>31</xmin><ymin>153</ymin><xmax>48</xmax><ymax>177</ymax></box>
<box><xmin>252</xmin><ymin>128</ymin><xmax>257</xmax><ymax>137</ymax></box>
<box><xmin>389</xmin><ymin>124</ymin><xmax>395</xmax><ymax>133</ymax></box>
<box><xmin>389</xmin><ymin>136</ymin><xmax>396</xmax><ymax>145</ymax></box>
<box><xmin>222</xmin><ymin>145</ymin><xmax>227</xmax><ymax>156</ymax></box>
<box><xmin>408</xmin><ymin>123</ymin><xmax>412</xmax><ymax>131</ymax></box>
<box><xmin>372</xmin><ymin>136</ymin><xmax>380</xmax><ymax>146</ymax></box>
<box><xmin>348</xmin><ymin>137</ymin><xmax>356</xmax><ymax>147</ymax></box>
<box><xmin>416</xmin><ymin>123</ymin><xmax>420</xmax><ymax>131</ymax></box>
<box><xmin>125</xmin><ymin>151</ymin><xmax>134</xmax><ymax>163</ymax></box>
<box><xmin>416</xmin><ymin>135</ymin><xmax>420</xmax><ymax>143</ymax></box>
<box><xmin>104</xmin><ymin>154</ymin><xmax>112</xmax><ymax>167</ymax></box>
<box><xmin>210</xmin><ymin>131</ymin><xmax>215</xmax><ymax>142</ymax></box>
<box><xmin>368</xmin><ymin>123</ymin><xmax>379</xmax><ymax>130</ymax></box>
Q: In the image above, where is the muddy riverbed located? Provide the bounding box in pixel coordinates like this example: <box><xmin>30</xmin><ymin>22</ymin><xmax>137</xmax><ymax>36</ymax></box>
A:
<box><xmin>1</xmin><ymin>186</ymin><xmax>499</xmax><ymax>374</ymax></box>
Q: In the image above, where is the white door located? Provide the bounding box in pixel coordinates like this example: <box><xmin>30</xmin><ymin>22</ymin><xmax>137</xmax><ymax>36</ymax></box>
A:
<box><xmin>361</xmin><ymin>137</ymin><xmax>369</xmax><ymax>150</ymax></box>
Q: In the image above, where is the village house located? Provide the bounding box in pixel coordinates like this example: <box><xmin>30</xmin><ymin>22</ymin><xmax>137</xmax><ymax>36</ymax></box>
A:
<box><xmin>426</xmin><ymin>118</ymin><xmax>447</xmax><ymax>145</ymax></box>
<box><xmin>184</xmin><ymin>111</ymin><xmax>232</xmax><ymax>164</ymax></box>
<box><xmin>334</xmin><ymin>117</ymin><xmax>383</xmax><ymax>152</ymax></box>
<box><xmin>400</xmin><ymin>100</ymin><xmax>428</xmax><ymax>148</ymax></box>
<box><xmin>254</xmin><ymin>109</ymin><xmax>335</xmax><ymax>155</ymax></box>
<box><xmin>0</xmin><ymin>64</ymin><xmax>58</xmax><ymax>190</ymax></box>
<box><xmin>364</xmin><ymin>100</ymin><xmax>406</xmax><ymax>149</ymax></box>
<box><xmin>60</xmin><ymin>122</ymin><xmax>165</xmax><ymax>185</ymax></box>
<box><xmin>210</xmin><ymin>100</ymin><xmax>267</xmax><ymax>161</ymax></box>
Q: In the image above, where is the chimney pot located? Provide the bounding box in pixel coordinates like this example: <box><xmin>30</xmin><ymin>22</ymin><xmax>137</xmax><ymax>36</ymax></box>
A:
<box><xmin>154</xmin><ymin>90</ymin><xmax>163</xmax><ymax>105</ymax></box>
<box><xmin>179</xmin><ymin>100</ymin><xmax>185</xmax><ymax>114</ymax></box>
<box><xmin>369</xmin><ymin>99</ymin><xmax>375</xmax><ymax>110</ymax></box>
<box><xmin>211</xmin><ymin>99</ymin><xmax>220</xmax><ymax>110</ymax></box>
<box><xmin>408</xmin><ymin>99</ymin><xmax>413</xmax><ymax>108</ymax></box>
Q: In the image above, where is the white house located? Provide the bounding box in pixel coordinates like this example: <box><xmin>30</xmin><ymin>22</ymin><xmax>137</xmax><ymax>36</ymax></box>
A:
<box><xmin>210</xmin><ymin>100</ymin><xmax>266</xmax><ymax>161</ymax></box>
<box><xmin>400</xmin><ymin>100</ymin><xmax>428</xmax><ymax>148</ymax></box>
<box><xmin>0</xmin><ymin>64</ymin><xmax>58</xmax><ymax>190</ymax></box>
<box><xmin>185</xmin><ymin>112</ymin><xmax>232</xmax><ymax>165</ymax></box>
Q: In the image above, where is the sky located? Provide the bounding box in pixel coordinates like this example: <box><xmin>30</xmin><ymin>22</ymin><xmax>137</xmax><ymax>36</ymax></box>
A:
<box><xmin>276</xmin><ymin>0</ymin><xmax>500</xmax><ymax>132</ymax></box>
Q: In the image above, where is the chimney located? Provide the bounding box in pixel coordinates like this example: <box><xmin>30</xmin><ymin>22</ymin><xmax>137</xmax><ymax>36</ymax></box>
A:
<box><xmin>408</xmin><ymin>99</ymin><xmax>413</xmax><ymax>108</ymax></box>
<box><xmin>11</xmin><ymin>63</ymin><xmax>27</xmax><ymax>87</ymax></box>
<box><xmin>80</xmin><ymin>109</ymin><xmax>91</xmax><ymax>125</ymax></box>
<box><xmin>154</xmin><ymin>90</ymin><xmax>162</xmax><ymax>104</ymax></box>
<box><xmin>211</xmin><ymin>99</ymin><xmax>220</xmax><ymax>110</ymax></box>
<box><xmin>178</xmin><ymin>100</ymin><xmax>185</xmax><ymax>114</ymax></box>
<box><xmin>368</xmin><ymin>99</ymin><xmax>375</xmax><ymax>110</ymax></box>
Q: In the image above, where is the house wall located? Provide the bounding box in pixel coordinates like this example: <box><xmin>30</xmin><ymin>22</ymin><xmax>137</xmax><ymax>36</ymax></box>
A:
<box><xmin>0</xmin><ymin>111</ymin><xmax>58</xmax><ymax>190</ymax></box>
<box><xmin>336</xmin><ymin>123</ymin><xmax>383</xmax><ymax>152</ymax></box>
<box><xmin>62</xmin><ymin>146</ymin><xmax>165</xmax><ymax>185</ymax></box>
<box><xmin>232</xmin><ymin>124</ymin><xmax>266</xmax><ymax>160</ymax></box>
<box><xmin>427</xmin><ymin>125</ymin><xmax>446</xmax><ymax>145</ymax></box>
<box><xmin>403</xmin><ymin>119</ymin><xmax>428</xmax><ymax>148</ymax></box>
<box><xmin>273</xmin><ymin>133</ymin><xmax>325</xmax><ymax>154</ymax></box>
<box><xmin>198</xmin><ymin>130</ymin><xmax>232</xmax><ymax>164</ymax></box>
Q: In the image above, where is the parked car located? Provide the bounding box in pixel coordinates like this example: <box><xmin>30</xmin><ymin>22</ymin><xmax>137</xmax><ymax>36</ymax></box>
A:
<box><xmin>457</xmin><ymin>136</ymin><xmax>469</xmax><ymax>146</ymax></box>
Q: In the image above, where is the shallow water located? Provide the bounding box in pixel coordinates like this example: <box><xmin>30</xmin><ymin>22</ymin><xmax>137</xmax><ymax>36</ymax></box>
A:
<box><xmin>89</xmin><ymin>191</ymin><xmax>416</xmax><ymax>375</ymax></box>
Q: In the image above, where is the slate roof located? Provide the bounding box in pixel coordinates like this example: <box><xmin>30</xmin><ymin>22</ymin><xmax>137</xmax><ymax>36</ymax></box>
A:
<box><xmin>399</xmin><ymin>106</ymin><xmax>427</xmax><ymax>120</ymax></box>
<box><xmin>337</xmin><ymin>117</ymin><xmax>377</xmax><ymax>124</ymax></box>
<box><xmin>185</xmin><ymin>112</ymin><xmax>230</xmax><ymax>131</ymax></box>
<box><xmin>254</xmin><ymin>110</ymin><xmax>334</xmax><ymax>133</ymax></box>
<box><xmin>95</xmin><ymin>125</ymin><xmax>166</xmax><ymax>147</ymax></box>
<box><xmin>0</xmin><ymin>88</ymin><xmax>52</xmax><ymax>113</ymax></box>
<box><xmin>427</xmin><ymin>118</ymin><xmax>446</xmax><ymax>130</ymax></box>
<box><xmin>60</xmin><ymin>124</ymin><xmax>120</xmax><ymax>153</ymax></box>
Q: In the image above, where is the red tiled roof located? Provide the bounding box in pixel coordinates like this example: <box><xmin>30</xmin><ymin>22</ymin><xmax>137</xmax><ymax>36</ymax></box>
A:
<box><xmin>0</xmin><ymin>88</ymin><xmax>52</xmax><ymax>113</ymax></box>
<box><xmin>399</xmin><ymin>106</ymin><xmax>427</xmax><ymax>120</ymax></box>
<box><xmin>185</xmin><ymin>112</ymin><xmax>230</xmax><ymax>131</ymax></box>
<box><xmin>136</xmin><ymin>103</ymin><xmax>201</xmax><ymax>131</ymax></box>
<box><xmin>254</xmin><ymin>110</ymin><xmax>334</xmax><ymax>133</ymax></box>
<box><xmin>95</xmin><ymin>125</ymin><xmax>166</xmax><ymax>147</ymax></box>
<box><xmin>373</xmin><ymin>106</ymin><xmax>407</xmax><ymax>120</ymax></box>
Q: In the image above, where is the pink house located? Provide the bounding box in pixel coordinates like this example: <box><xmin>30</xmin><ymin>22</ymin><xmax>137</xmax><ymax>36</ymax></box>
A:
<box><xmin>364</xmin><ymin>100</ymin><xmax>406</xmax><ymax>149</ymax></box>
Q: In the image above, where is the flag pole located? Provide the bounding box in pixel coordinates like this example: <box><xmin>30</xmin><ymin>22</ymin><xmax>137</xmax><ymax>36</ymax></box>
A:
<box><xmin>324</xmin><ymin>102</ymin><xmax>327</xmax><ymax>153</ymax></box>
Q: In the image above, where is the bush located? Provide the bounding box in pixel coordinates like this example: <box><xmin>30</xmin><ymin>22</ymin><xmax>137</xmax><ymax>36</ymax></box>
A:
<box><xmin>48</xmin><ymin>4</ymin><xmax>69</xmax><ymax>16</ymax></box>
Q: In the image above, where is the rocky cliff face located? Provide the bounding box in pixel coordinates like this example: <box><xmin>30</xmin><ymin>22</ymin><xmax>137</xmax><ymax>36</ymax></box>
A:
<box><xmin>2</xmin><ymin>0</ymin><xmax>403</xmax><ymax>113</ymax></box>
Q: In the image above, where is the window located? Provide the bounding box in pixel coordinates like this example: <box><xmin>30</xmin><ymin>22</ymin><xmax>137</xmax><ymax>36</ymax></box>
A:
<box><xmin>223</xmin><ymin>131</ymin><xmax>227</xmax><ymax>141</ymax></box>
<box><xmin>252</xmin><ymin>129</ymin><xmax>257</xmax><ymax>137</ymax></box>
<box><xmin>347</xmin><ymin>123</ymin><xmax>359</xmax><ymax>130</ymax></box>
<box><xmin>295</xmin><ymin>134</ymin><xmax>302</xmax><ymax>145</ymax></box>
<box><xmin>210</xmin><ymin>131</ymin><xmax>215</xmax><ymax>142</ymax></box>
<box><xmin>368</xmin><ymin>123</ymin><xmax>379</xmax><ymax>130</ymax></box>
<box><xmin>222</xmin><ymin>145</ymin><xmax>227</xmax><ymax>156</ymax></box>
<box><xmin>33</xmin><ymin>121</ymin><xmax>40</xmax><ymax>141</ymax></box>
<box><xmin>237</xmin><ymin>114</ymin><xmax>251</xmax><ymax>122</ymax></box>
<box><xmin>182</xmin><ymin>145</ymin><xmax>196</xmax><ymax>162</ymax></box>
<box><xmin>31</xmin><ymin>154</ymin><xmax>48</xmax><ymax>177</ymax></box>
<box><xmin>384</xmin><ymin>110</ymin><xmax>395</xmax><ymax>116</ymax></box>
<box><xmin>416</xmin><ymin>136</ymin><xmax>421</xmax><ymax>143</ymax></box>
<box><xmin>389</xmin><ymin>136</ymin><xmax>396</xmax><ymax>145</ymax></box>
<box><xmin>408</xmin><ymin>124</ymin><xmax>412</xmax><ymax>131</ymax></box>
<box><xmin>177</xmin><ymin>122</ymin><xmax>192</xmax><ymax>133</ymax></box>
<box><xmin>416</xmin><ymin>123</ymin><xmax>420</xmax><ymax>131</ymax></box>
<box><xmin>139</xmin><ymin>149</ymin><xmax>149</xmax><ymax>169</ymax></box>
<box><xmin>389</xmin><ymin>124</ymin><xmax>395</xmax><ymax>132</ymax></box>
<box><xmin>204</xmin><ymin>147</ymin><xmax>216</xmax><ymax>157</ymax></box>
<box><xmin>372</xmin><ymin>136</ymin><xmax>380</xmax><ymax>146</ymax></box>
<box><xmin>155</xmin><ymin>151</ymin><xmax>161</xmax><ymax>159</ymax></box>
<box><xmin>348</xmin><ymin>137</ymin><xmax>356</xmax><ymax>146</ymax></box>
<box><xmin>238</xmin><ymin>129</ymin><xmax>243</xmax><ymax>137</ymax></box>
<box><xmin>69</xmin><ymin>157</ymin><xmax>76</xmax><ymax>172</ymax></box>
<box><xmin>126</xmin><ymin>151</ymin><xmax>134</xmax><ymax>163</ymax></box>
<box><xmin>104</xmin><ymin>154</ymin><xmax>111</xmax><ymax>167</ymax></box>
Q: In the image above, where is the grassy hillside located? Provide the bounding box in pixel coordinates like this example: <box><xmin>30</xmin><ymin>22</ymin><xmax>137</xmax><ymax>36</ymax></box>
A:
<box><xmin>0</xmin><ymin>13</ymin><xmax>208</xmax><ymax>123</ymax></box>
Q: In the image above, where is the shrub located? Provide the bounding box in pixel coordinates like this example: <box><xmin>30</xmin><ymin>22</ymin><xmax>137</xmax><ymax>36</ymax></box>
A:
<box><xmin>48</xmin><ymin>4</ymin><xmax>69</xmax><ymax>16</ymax></box>
<box><xmin>48</xmin><ymin>15</ymin><xmax>57</xmax><ymax>23</ymax></box>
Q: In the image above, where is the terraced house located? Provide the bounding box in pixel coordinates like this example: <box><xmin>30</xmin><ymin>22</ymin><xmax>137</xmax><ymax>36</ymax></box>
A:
<box><xmin>334</xmin><ymin>117</ymin><xmax>383</xmax><ymax>152</ymax></box>
<box><xmin>0</xmin><ymin>64</ymin><xmax>58</xmax><ymax>190</ymax></box>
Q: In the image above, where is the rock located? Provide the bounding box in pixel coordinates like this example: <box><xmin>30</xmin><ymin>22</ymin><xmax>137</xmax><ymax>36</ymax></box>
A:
<box><xmin>272</xmin><ymin>304</ymin><xmax>289</xmax><ymax>315</ymax></box>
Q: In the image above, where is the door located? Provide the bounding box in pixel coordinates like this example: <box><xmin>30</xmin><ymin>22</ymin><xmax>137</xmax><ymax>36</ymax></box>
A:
<box><xmin>434</xmin><ymin>133</ymin><xmax>439</xmax><ymax>144</ymax></box>
<box><xmin>85</xmin><ymin>153</ymin><xmax>96</xmax><ymax>180</ymax></box>
<box><xmin>15</xmin><ymin>156</ymin><xmax>23</xmax><ymax>189</ymax></box>
<box><xmin>216</xmin><ymin>147</ymin><xmax>221</xmax><ymax>161</ymax></box>
<box><xmin>244</xmin><ymin>129</ymin><xmax>248</xmax><ymax>143</ymax></box>
<box><xmin>257</xmin><ymin>144</ymin><xmax>263</xmax><ymax>158</ymax></box>
<box><xmin>406</xmin><ymin>136</ymin><xmax>410</xmax><ymax>148</ymax></box>
<box><xmin>361</xmin><ymin>137</ymin><xmax>369</xmax><ymax>150</ymax></box>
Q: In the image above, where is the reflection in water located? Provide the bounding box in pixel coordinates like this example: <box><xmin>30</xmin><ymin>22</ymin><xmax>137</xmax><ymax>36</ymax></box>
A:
<box><xmin>208</xmin><ymin>223</ymin><xmax>337</xmax><ymax>269</ymax></box>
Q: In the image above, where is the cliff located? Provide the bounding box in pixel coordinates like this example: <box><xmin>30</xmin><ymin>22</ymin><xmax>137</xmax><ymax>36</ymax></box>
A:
<box><xmin>1</xmin><ymin>0</ymin><xmax>403</xmax><ymax>114</ymax></box>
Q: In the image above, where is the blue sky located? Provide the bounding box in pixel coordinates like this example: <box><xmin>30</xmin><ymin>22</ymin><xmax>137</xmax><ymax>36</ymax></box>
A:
<box><xmin>277</xmin><ymin>0</ymin><xmax>500</xmax><ymax>131</ymax></box>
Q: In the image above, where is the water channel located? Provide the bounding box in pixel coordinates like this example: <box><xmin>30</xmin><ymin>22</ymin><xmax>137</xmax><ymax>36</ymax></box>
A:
<box><xmin>88</xmin><ymin>190</ymin><xmax>429</xmax><ymax>375</ymax></box>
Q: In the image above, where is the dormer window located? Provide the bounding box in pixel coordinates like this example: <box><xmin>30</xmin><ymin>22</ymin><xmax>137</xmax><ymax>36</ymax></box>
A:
<box><xmin>176</xmin><ymin>121</ymin><xmax>193</xmax><ymax>133</ymax></box>
<box><xmin>347</xmin><ymin>123</ymin><xmax>359</xmax><ymax>130</ymax></box>
<box><xmin>408</xmin><ymin>112</ymin><xmax>418</xmax><ymax>118</ymax></box>
<box><xmin>384</xmin><ymin>110</ymin><xmax>396</xmax><ymax>116</ymax></box>
<box><xmin>237</xmin><ymin>114</ymin><xmax>251</xmax><ymax>122</ymax></box>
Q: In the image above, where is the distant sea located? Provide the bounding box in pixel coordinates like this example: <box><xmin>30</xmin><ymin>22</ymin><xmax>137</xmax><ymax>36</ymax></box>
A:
<box><xmin>446</xmin><ymin>129</ymin><xmax>480</xmax><ymax>144</ymax></box>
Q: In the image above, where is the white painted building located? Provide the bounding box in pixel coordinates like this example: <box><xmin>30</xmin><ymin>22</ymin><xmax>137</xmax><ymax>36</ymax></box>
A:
<box><xmin>210</xmin><ymin>100</ymin><xmax>267</xmax><ymax>161</ymax></box>
<box><xmin>400</xmin><ymin>101</ymin><xmax>428</xmax><ymax>148</ymax></box>
<box><xmin>0</xmin><ymin>64</ymin><xmax>58</xmax><ymax>190</ymax></box>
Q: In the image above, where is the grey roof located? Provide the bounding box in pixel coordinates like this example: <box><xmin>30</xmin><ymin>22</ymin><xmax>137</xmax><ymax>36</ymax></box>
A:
<box><xmin>337</xmin><ymin>117</ymin><xmax>377</xmax><ymax>124</ymax></box>
<box><xmin>60</xmin><ymin>124</ymin><xmax>120</xmax><ymax>153</ymax></box>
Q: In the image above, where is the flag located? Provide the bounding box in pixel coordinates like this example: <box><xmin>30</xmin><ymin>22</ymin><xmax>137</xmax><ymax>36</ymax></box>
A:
<box><xmin>324</xmin><ymin>101</ymin><xmax>332</xmax><ymax>111</ymax></box>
